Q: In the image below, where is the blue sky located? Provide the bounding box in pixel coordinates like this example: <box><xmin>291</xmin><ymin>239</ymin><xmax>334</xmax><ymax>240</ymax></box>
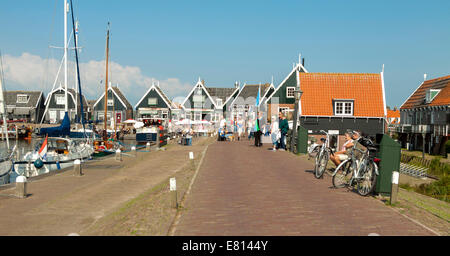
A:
<box><xmin>1</xmin><ymin>0</ymin><xmax>449</xmax><ymax>107</ymax></box>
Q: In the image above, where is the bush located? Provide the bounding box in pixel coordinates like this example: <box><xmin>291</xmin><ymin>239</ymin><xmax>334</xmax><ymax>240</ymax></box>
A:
<box><xmin>415</xmin><ymin>176</ymin><xmax>450</xmax><ymax>203</ymax></box>
<box><xmin>446</xmin><ymin>140</ymin><xmax>450</xmax><ymax>154</ymax></box>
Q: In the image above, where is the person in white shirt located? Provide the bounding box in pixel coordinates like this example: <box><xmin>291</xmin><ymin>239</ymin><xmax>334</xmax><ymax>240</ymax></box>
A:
<box><xmin>270</xmin><ymin>115</ymin><xmax>279</xmax><ymax>151</ymax></box>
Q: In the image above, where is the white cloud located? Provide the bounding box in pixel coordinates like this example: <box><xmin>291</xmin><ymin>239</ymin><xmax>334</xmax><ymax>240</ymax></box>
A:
<box><xmin>1</xmin><ymin>52</ymin><xmax>192</xmax><ymax>105</ymax></box>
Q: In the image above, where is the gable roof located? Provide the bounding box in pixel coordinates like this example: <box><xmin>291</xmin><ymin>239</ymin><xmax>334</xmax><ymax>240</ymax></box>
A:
<box><xmin>400</xmin><ymin>75</ymin><xmax>450</xmax><ymax>109</ymax></box>
<box><xmin>182</xmin><ymin>80</ymin><xmax>216</xmax><ymax>109</ymax></box>
<box><xmin>230</xmin><ymin>83</ymin><xmax>271</xmax><ymax>106</ymax></box>
<box><xmin>4</xmin><ymin>91</ymin><xmax>44</xmax><ymax>108</ymax></box>
<box><xmin>206</xmin><ymin>87</ymin><xmax>239</xmax><ymax>106</ymax></box>
<box><xmin>266</xmin><ymin>62</ymin><xmax>308</xmax><ymax>102</ymax></box>
<box><xmin>299</xmin><ymin>73</ymin><xmax>385</xmax><ymax>117</ymax></box>
<box><xmin>134</xmin><ymin>84</ymin><xmax>172</xmax><ymax>110</ymax></box>
<box><xmin>43</xmin><ymin>86</ymin><xmax>88</xmax><ymax>108</ymax></box>
<box><xmin>93</xmin><ymin>86</ymin><xmax>132</xmax><ymax>110</ymax></box>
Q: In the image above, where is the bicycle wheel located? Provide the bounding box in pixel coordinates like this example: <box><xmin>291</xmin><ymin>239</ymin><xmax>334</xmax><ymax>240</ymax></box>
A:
<box><xmin>332</xmin><ymin>162</ymin><xmax>351</xmax><ymax>188</ymax></box>
<box><xmin>315</xmin><ymin>151</ymin><xmax>328</xmax><ymax>179</ymax></box>
<box><xmin>313</xmin><ymin>153</ymin><xmax>321</xmax><ymax>177</ymax></box>
<box><xmin>357</xmin><ymin>161</ymin><xmax>378</xmax><ymax>196</ymax></box>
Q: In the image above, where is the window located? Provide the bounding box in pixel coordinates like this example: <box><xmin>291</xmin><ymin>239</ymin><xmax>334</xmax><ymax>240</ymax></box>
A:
<box><xmin>334</xmin><ymin>101</ymin><xmax>353</xmax><ymax>116</ymax></box>
<box><xmin>55</xmin><ymin>95</ymin><xmax>65</xmax><ymax>105</ymax></box>
<box><xmin>16</xmin><ymin>95</ymin><xmax>29</xmax><ymax>104</ymax></box>
<box><xmin>286</xmin><ymin>87</ymin><xmax>295</xmax><ymax>98</ymax></box>
<box><xmin>426</xmin><ymin>89</ymin><xmax>441</xmax><ymax>103</ymax></box>
<box><xmin>193</xmin><ymin>95</ymin><xmax>205</xmax><ymax>103</ymax></box>
<box><xmin>148</xmin><ymin>98</ymin><xmax>158</xmax><ymax>106</ymax></box>
<box><xmin>194</xmin><ymin>112</ymin><xmax>202</xmax><ymax>121</ymax></box>
<box><xmin>216</xmin><ymin>99</ymin><xmax>223</xmax><ymax>107</ymax></box>
<box><xmin>107</xmin><ymin>99</ymin><xmax>114</xmax><ymax>107</ymax></box>
<box><xmin>279</xmin><ymin>107</ymin><xmax>290</xmax><ymax>115</ymax></box>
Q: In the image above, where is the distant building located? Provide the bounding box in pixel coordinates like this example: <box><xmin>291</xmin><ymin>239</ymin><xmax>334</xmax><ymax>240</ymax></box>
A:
<box><xmin>387</xmin><ymin>107</ymin><xmax>400</xmax><ymax>125</ymax></box>
<box><xmin>4</xmin><ymin>91</ymin><xmax>45</xmax><ymax>123</ymax></box>
<box><xmin>92</xmin><ymin>86</ymin><xmax>133</xmax><ymax>124</ymax></box>
<box><xmin>181</xmin><ymin>79</ymin><xmax>239</xmax><ymax>123</ymax></box>
<box><xmin>266</xmin><ymin>60</ymin><xmax>308</xmax><ymax>118</ymax></box>
<box><xmin>298</xmin><ymin>72</ymin><xmax>387</xmax><ymax>150</ymax></box>
<box><xmin>229</xmin><ymin>83</ymin><xmax>274</xmax><ymax>121</ymax></box>
<box><xmin>134</xmin><ymin>83</ymin><xmax>172</xmax><ymax>121</ymax></box>
<box><xmin>42</xmin><ymin>86</ymin><xmax>88</xmax><ymax>124</ymax></box>
<box><xmin>398</xmin><ymin>74</ymin><xmax>450</xmax><ymax>155</ymax></box>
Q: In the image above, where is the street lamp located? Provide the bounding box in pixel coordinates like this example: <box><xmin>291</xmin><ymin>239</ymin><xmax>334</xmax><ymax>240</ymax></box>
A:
<box><xmin>289</xmin><ymin>88</ymin><xmax>303</xmax><ymax>152</ymax></box>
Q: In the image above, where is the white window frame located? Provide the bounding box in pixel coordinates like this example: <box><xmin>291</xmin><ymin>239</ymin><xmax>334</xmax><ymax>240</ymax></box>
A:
<box><xmin>286</xmin><ymin>87</ymin><xmax>295</xmax><ymax>98</ymax></box>
<box><xmin>334</xmin><ymin>101</ymin><xmax>353</xmax><ymax>116</ymax></box>
<box><xmin>55</xmin><ymin>95</ymin><xmax>65</xmax><ymax>105</ymax></box>
<box><xmin>16</xmin><ymin>94</ymin><xmax>29</xmax><ymax>104</ymax></box>
<box><xmin>194</xmin><ymin>112</ymin><xmax>202</xmax><ymax>121</ymax></box>
<box><xmin>279</xmin><ymin>107</ymin><xmax>290</xmax><ymax>115</ymax></box>
<box><xmin>216</xmin><ymin>99</ymin><xmax>223</xmax><ymax>108</ymax></box>
<box><xmin>148</xmin><ymin>98</ymin><xmax>158</xmax><ymax>106</ymax></box>
<box><xmin>193</xmin><ymin>95</ymin><xmax>205</xmax><ymax>103</ymax></box>
<box><xmin>107</xmin><ymin>99</ymin><xmax>114</xmax><ymax>107</ymax></box>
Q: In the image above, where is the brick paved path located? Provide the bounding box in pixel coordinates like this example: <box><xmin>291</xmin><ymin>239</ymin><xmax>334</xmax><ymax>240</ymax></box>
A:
<box><xmin>174</xmin><ymin>141</ymin><xmax>435</xmax><ymax>236</ymax></box>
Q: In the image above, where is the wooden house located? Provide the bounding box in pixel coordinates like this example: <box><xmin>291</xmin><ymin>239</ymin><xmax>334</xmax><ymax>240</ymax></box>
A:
<box><xmin>398</xmin><ymin>74</ymin><xmax>450</xmax><ymax>155</ymax></box>
<box><xmin>4</xmin><ymin>91</ymin><xmax>45</xmax><ymax>123</ymax></box>
<box><xmin>92</xmin><ymin>86</ymin><xmax>133</xmax><ymax>124</ymax></box>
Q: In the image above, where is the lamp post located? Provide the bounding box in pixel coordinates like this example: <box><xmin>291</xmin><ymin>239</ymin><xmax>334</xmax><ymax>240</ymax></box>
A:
<box><xmin>289</xmin><ymin>89</ymin><xmax>303</xmax><ymax>153</ymax></box>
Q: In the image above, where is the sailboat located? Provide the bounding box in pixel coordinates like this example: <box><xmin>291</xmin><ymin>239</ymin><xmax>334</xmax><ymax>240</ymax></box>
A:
<box><xmin>92</xmin><ymin>22</ymin><xmax>124</xmax><ymax>157</ymax></box>
<box><xmin>0</xmin><ymin>60</ymin><xmax>17</xmax><ymax>184</ymax></box>
<box><xmin>13</xmin><ymin>0</ymin><xmax>93</xmax><ymax>178</ymax></box>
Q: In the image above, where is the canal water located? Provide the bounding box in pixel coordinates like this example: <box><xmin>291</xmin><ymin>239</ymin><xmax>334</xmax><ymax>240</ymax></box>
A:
<box><xmin>0</xmin><ymin>138</ymin><xmax>141</xmax><ymax>185</ymax></box>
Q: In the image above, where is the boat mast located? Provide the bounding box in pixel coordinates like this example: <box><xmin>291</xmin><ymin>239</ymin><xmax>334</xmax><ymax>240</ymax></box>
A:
<box><xmin>0</xmin><ymin>74</ymin><xmax>10</xmax><ymax>149</ymax></box>
<box><xmin>104</xmin><ymin>23</ymin><xmax>110</xmax><ymax>141</ymax></box>
<box><xmin>64</xmin><ymin>0</ymin><xmax>68</xmax><ymax>114</ymax></box>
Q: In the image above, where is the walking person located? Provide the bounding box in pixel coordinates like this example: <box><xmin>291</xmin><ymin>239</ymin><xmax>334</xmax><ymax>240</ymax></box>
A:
<box><xmin>278</xmin><ymin>112</ymin><xmax>289</xmax><ymax>150</ymax></box>
<box><xmin>254</xmin><ymin>116</ymin><xmax>262</xmax><ymax>147</ymax></box>
<box><xmin>270</xmin><ymin>115</ymin><xmax>279</xmax><ymax>151</ymax></box>
<box><xmin>237</xmin><ymin>118</ymin><xmax>243</xmax><ymax>141</ymax></box>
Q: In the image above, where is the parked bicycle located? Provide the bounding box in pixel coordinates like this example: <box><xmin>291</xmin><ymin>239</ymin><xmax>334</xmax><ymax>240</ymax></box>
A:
<box><xmin>331</xmin><ymin>136</ymin><xmax>380</xmax><ymax>196</ymax></box>
<box><xmin>313</xmin><ymin>130</ymin><xmax>334</xmax><ymax>179</ymax></box>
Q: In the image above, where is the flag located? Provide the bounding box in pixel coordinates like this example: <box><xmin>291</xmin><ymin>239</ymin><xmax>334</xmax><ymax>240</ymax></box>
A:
<box><xmin>255</xmin><ymin>84</ymin><xmax>260</xmax><ymax>107</ymax></box>
<box><xmin>38</xmin><ymin>135</ymin><xmax>48</xmax><ymax>160</ymax></box>
<box><xmin>254</xmin><ymin>85</ymin><xmax>261</xmax><ymax>132</ymax></box>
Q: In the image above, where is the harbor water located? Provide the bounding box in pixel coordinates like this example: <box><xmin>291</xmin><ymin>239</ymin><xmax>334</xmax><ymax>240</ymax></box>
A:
<box><xmin>0</xmin><ymin>137</ymin><xmax>141</xmax><ymax>185</ymax></box>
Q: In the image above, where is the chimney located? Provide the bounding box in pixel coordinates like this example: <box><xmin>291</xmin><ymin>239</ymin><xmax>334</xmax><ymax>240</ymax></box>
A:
<box><xmin>201</xmin><ymin>79</ymin><xmax>205</xmax><ymax>85</ymax></box>
<box><xmin>302</xmin><ymin>58</ymin><xmax>305</xmax><ymax>67</ymax></box>
<box><xmin>235</xmin><ymin>81</ymin><xmax>239</xmax><ymax>89</ymax></box>
<box><xmin>424</xmin><ymin>74</ymin><xmax>427</xmax><ymax>81</ymax></box>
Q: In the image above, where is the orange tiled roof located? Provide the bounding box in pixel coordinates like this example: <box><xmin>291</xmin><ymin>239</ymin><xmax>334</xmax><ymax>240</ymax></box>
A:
<box><xmin>299</xmin><ymin>73</ymin><xmax>385</xmax><ymax>117</ymax></box>
<box><xmin>401</xmin><ymin>75</ymin><xmax>450</xmax><ymax>109</ymax></box>
<box><xmin>387</xmin><ymin>109</ymin><xmax>400</xmax><ymax>118</ymax></box>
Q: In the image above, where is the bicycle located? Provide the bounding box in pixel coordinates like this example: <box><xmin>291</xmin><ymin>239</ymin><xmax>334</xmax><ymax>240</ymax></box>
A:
<box><xmin>331</xmin><ymin>136</ymin><xmax>380</xmax><ymax>196</ymax></box>
<box><xmin>313</xmin><ymin>130</ymin><xmax>334</xmax><ymax>179</ymax></box>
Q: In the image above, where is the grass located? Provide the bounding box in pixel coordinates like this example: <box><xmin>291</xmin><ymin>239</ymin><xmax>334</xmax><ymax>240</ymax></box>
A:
<box><xmin>400</xmin><ymin>176</ymin><xmax>449</xmax><ymax>203</ymax></box>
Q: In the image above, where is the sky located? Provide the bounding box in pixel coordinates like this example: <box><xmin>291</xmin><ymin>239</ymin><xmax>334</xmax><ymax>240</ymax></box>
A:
<box><xmin>0</xmin><ymin>0</ymin><xmax>449</xmax><ymax>108</ymax></box>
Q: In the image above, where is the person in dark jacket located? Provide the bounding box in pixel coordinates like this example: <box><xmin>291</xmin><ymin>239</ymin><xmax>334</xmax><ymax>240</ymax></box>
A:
<box><xmin>278</xmin><ymin>112</ymin><xmax>289</xmax><ymax>150</ymax></box>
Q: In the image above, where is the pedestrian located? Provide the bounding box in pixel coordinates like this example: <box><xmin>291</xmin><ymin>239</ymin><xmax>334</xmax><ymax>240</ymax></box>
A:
<box><xmin>270</xmin><ymin>115</ymin><xmax>279</xmax><ymax>151</ymax></box>
<box><xmin>278</xmin><ymin>112</ymin><xmax>289</xmax><ymax>150</ymax></box>
<box><xmin>237</xmin><ymin>118</ymin><xmax>243</xmax><ymax>141</ymax></box>
<box><xmin>254</xmin><ymin>113</ymin><xmax>263</xmax><ymax>147</ymax></box>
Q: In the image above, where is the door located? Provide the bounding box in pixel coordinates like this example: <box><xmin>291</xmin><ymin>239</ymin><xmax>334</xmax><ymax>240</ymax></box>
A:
<box><xmin>116</xmin><ymin>112</ymin><xmax>122</xmax><ymax>124</ymax></box>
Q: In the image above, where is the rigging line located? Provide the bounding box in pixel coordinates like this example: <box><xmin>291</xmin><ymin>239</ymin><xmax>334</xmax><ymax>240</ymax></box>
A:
<box><xmin>0</xmin><ymin>50</ymin><xmax>5</xmax><ymax>91</ymax></box>
<box><xmin>69</xmin><ymin>0</ymin><xmax>86</xmax><ymax>135</ymax></box>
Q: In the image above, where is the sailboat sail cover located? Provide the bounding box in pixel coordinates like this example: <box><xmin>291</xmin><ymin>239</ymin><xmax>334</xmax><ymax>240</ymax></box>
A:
<box><xmin>39</xmin><ymin>112</ymin><xmax>70</xmax><ymax>137</ymax></box>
